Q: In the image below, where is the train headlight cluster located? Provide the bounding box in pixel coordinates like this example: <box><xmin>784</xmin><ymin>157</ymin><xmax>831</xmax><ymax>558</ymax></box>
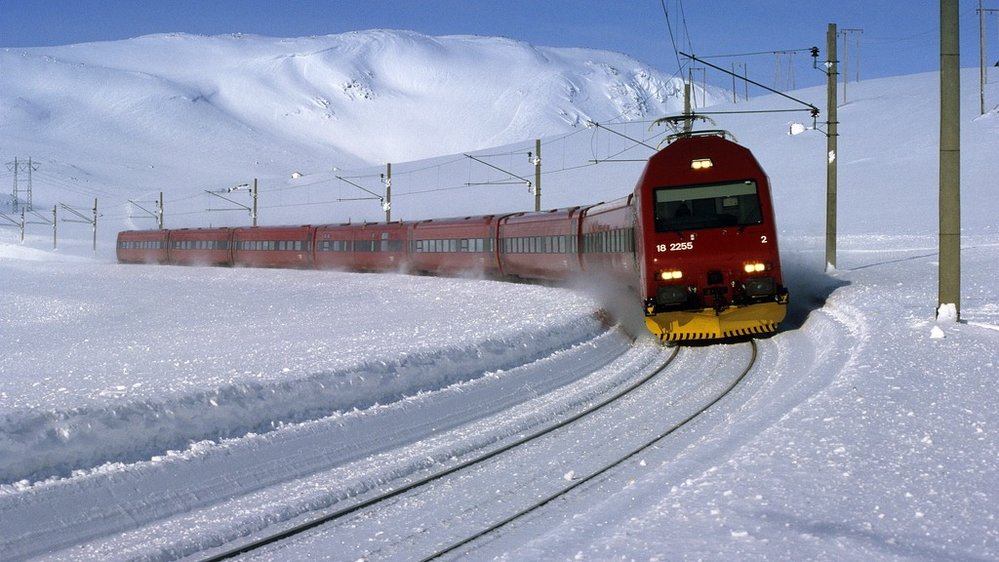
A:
<box><xmin>659</xmin><ymin>270</ymin><xmax>683</xmax><ymax>281</ymax></box>
<box><xmin>743</xmin><ymin>262</ymin><xmax>768</xmax><ymax>273</ymax></box>
<box><xmin>690</xmin><ymin>158</ymin><xmax>714</xmax><ymax>170</ymax></box>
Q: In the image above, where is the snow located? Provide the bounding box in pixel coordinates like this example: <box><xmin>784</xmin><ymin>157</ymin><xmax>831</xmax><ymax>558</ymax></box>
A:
<box><xmin>2</xmin><ymin>31</ymin><xmax>999</xmax><ymax>561</ymax></box>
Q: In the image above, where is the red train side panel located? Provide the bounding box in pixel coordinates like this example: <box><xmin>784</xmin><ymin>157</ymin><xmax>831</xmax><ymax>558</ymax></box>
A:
<box><xmin>578</xmin><ymin>197</ymin><xmax>637</xmax><ymax>286</ymax></box>
<box><xmin>408</xmin><ymin>216</ymin><xmax>501</xmax><ymax>276</ymax></box>
<box><xmin>497</xmin><ymin>208</ymin><xmax>583</xmax><ymax>281</ymax></box>
<box><xmin>314</xmin><ymin>222</ymin><xmax>409</xmax><ymax>272</ymax></box>
<box><xmin>232</xmin><ymin>226</ymin><xmax>314</xmax><ymax>268</ymax></box>
<box><xmin>116</xmin><ymin>230</ymin><xmax>169</xmax><ymax>264</ymax></box>
<box><xmin>168</xmin><ymin>228</ymin><xmax>234</xmax><ymax>266</ymax></box>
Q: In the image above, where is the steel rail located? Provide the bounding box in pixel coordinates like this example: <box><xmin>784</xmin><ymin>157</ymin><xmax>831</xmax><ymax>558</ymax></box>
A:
<box><xmin>423</xmin><ymin>340</ymin><xmax>758</xmax><ymax>561</ymax></box>
<box><xmin>200</xmin><ymin>343</ymin><xmax>681</xmax><ymax>561</ymax></box>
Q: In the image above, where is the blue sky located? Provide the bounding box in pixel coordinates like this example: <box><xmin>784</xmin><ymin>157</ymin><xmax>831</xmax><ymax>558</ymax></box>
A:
<box><xmin>2</xmin><ymin>1</ymin><xmax>994</xmax><ymax>88</ymax></box>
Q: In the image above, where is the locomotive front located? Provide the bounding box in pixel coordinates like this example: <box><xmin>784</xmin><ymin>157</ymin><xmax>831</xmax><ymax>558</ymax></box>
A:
<box><xmin>634</xmin><ymin>132</ymin><xmax>788</xmax><ymax>341</ymax></box>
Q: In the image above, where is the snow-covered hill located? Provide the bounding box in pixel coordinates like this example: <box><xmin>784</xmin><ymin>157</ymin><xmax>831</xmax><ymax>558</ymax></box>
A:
<box><xmin>0</xmin><ymin>30</ymin><xmax>708</xmax><ymax>195</ymax></box>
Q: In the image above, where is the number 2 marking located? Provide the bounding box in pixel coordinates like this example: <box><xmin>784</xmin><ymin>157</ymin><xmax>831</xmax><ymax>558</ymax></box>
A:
<box><xmin>760</xmin><ymin>235</ymin><xmax>768</xmax><ymax>244</ymax></box>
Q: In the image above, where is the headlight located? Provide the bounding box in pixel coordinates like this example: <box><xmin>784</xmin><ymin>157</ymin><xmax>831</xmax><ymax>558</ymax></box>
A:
<box><xmin>659</xmin><ymin>270</ymin><xmax>683</xmax><ymax>281</ymax></box>
<box><xmin>743</xmin><ymin>262</ymin><xmax>767</xmax><ymax>273</ymax></box>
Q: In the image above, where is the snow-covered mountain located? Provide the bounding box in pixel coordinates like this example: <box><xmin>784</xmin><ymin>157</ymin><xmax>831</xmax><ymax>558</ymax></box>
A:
<box><xmin>0</xmin><ymin>30</ymin><xmax>711</xmax><ymax>195</ymax></box>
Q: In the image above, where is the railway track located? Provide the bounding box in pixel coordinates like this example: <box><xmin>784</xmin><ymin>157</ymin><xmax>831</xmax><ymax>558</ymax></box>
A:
<box><xmin>199</xmin><ymin>340</ymin><xmax>757</xmax><ymax>561</ymax></box>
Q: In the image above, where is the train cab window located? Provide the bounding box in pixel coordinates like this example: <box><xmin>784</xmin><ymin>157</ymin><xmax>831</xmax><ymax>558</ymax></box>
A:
<box><xmin>654</xmin><ymin>180</ymin><xmax>763</xmax><ymax>233</ymax></box>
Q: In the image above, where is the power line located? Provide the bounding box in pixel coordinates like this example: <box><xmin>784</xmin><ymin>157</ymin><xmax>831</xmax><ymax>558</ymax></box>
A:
<box><xmin>698</xmin><ymin>48</ymin><xmax>814</xmax><ymax>59</ymax></box>
<box><xmin>659</xmin><ymin>0</ymin><xmax>685</xmax><ymax>74</ymax></box>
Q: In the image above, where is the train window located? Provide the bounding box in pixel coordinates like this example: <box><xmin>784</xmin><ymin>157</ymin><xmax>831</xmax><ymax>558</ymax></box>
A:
<box><xmin>654</xmin><ymin>180</ymin><xmax>762</xmax><ymax>233</ymax></box>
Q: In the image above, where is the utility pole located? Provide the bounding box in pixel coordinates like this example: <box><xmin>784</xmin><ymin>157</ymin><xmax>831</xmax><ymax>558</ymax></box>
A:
<box><xmin>773</xmin><ymin>51</ymin><xmax>796</xmax><ymax>91</ymax></box>
<box><xmin>462</xmin><ymin>153</ymin><xmax>535</xmax><ymax>209</ymax></box>
<box><xmin>128</xmin><ymin>192</ymin><xmax>164</xmax><ymax>229</ymax></box>
<box><xmin>840</xmin><ymin>28</ymin><xmax>863</xmax><ymax>103</ymax></box>
<box><xmin>732</xmin><ymin>63</ymin><xmax>738</xmax><ymax>103</ymax></box>
<box><xmin>826</xmin><ymin>23</ymin><xmax>839</xmax><ymax>271</ymax></box>
<box><xmin>92</xmin><ymin>199</ymin><xmax>98</xmax><ymax>253</ymax></box>
<box><xmin>204</xmin><ymin>180</ymin><xmax>257</xmax><ymax>226</ymax></box>
<box><xmin>683</xmin><ymin>80</ymin><xmax>693</xmax><ymax>133</ymax></box>
<box><xmin>59</xmin><ymin>199</ymin><xmax>99</xmax><ymax>253</ymax></box>
<box><xmin>384</xmin><ymin>163</ymin><xmax>392</xmax><ymax>222</ymax></box>
<box><xmin>979</xmin><ymin>1</ymin><xmax>999</xmax><ymax>115</ymax></box>
<box><xmin>533</xmin><ymin>139</ymin><xmax>542</xmax><ymax>212</ymax></box>
<box><xmin>939</xmin><ymin>0</ymin><xmax>961</xmax><ymax>319</ymax></box>
<box><xmin>7</xmin><ymin>157</ymin><xmax>38</xmax><ymax>212</ymax></box>
<box><xmin>251</xmin><ymin>179</ymin><xmax>258</xmax><ymax>227</ymax></box>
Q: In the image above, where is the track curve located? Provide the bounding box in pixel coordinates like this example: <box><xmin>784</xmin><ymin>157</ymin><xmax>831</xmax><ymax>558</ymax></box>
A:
<box><xmin>219</xmin><ymin>340</ymin><xmax>757</xmax><ymax>561</ymax></box>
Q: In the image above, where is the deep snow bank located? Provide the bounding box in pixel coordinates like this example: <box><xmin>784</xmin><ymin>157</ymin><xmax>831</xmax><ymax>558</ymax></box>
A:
<box><xmin>0</xmin><ymin>257</ymin><xmax>605</xmax><ymax>484</ymax></box>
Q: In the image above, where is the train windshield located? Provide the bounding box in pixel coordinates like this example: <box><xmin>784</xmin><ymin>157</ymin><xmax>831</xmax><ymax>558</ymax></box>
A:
<box><xmin>653</xmin><ymin>180</ymin><xmax>762</xmax><ymax>233</ymax></box>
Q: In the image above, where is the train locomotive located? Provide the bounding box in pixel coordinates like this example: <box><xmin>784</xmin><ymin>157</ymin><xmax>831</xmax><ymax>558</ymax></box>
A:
<box><xmin>118</xmin><ymin>130</ymin><xmax>788</xmax><ymax>342</ymax></box>
<box><xmin>634</xmin><ymin>131</ymin><xmax>788</xmax><ymax>340</ymax></box>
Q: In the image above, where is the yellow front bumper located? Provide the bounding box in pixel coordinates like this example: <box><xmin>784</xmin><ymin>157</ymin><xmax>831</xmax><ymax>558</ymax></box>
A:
<box><xmin>644</xmin><ymin>301</ymin><xmax>787</xmax><ymax>342</ymax></box>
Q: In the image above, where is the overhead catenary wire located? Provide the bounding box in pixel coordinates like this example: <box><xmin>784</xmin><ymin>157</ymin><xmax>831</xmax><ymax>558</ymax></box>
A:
<box><xmin>660</xmin><ymin>0</ymin><xmax>687</xmax><ymax>75</ymax></box>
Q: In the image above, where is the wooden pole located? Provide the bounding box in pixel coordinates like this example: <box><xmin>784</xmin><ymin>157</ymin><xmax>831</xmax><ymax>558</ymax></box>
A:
<box><xmin>826</xmin><ymin>23</ymin><xmax>839</xmax><ymax>271</ymax></box>
<box><xmin>939</xmin><ymin>0</ymin><xmax>962</xmax><ymax>319</ymax></box>
<box><xmin>534</xmin><ymin>139</ymin><xmax>541</xmax><ymax>212</ymax></box>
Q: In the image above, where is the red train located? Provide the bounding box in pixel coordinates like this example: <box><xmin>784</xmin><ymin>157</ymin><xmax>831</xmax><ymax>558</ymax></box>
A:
<box><xmin>118</xmin><ymin>131</ymin><xmax>788</xmax><ymax>341</ymax></box>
